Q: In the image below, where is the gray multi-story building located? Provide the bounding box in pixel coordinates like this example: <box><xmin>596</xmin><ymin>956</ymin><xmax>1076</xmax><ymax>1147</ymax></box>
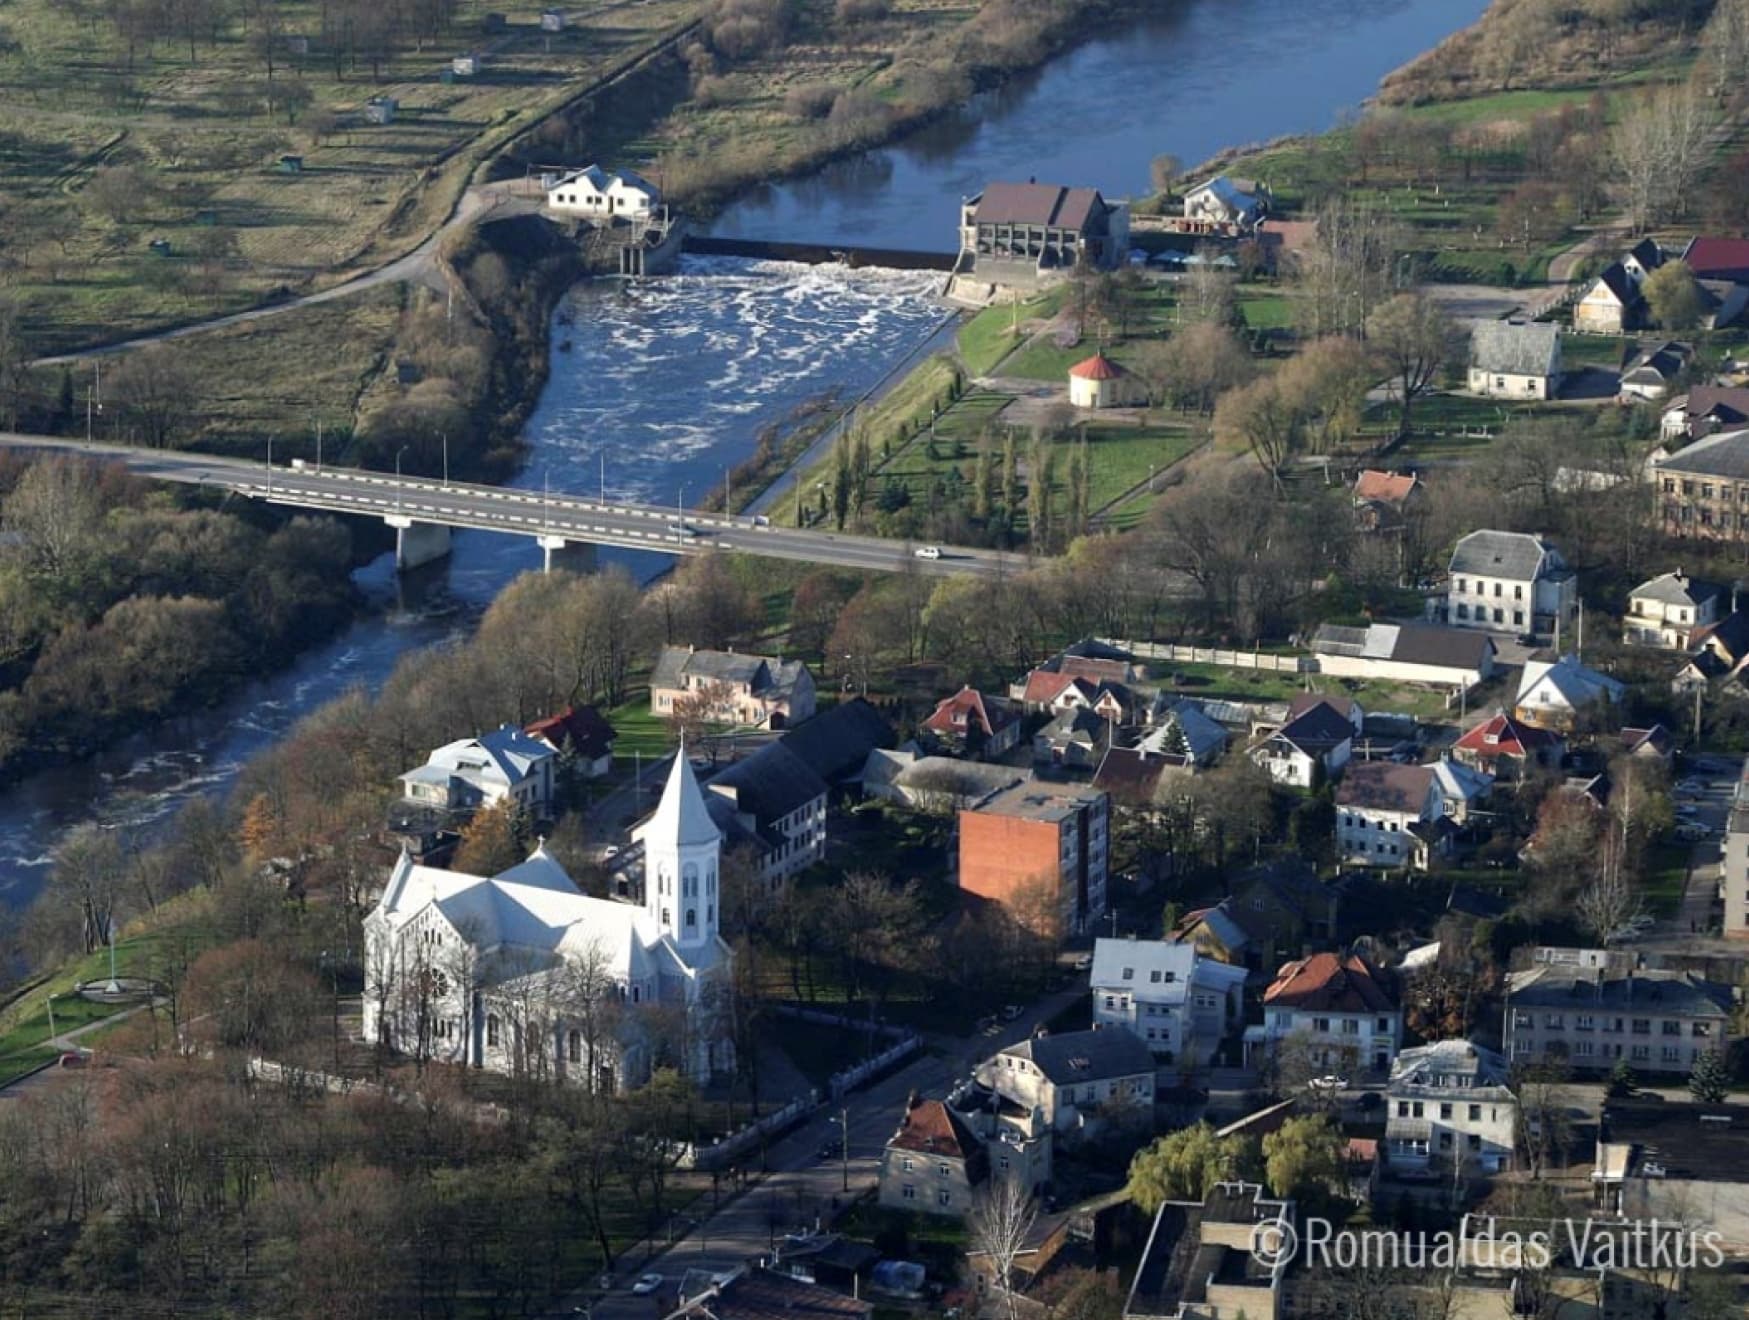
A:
<box><xmin>1724</xmin><ymin>755</ymin><xmax>1749</xmax><ymax>938</ymax></box>
<box><xmin>1442</xmin><ymin>529</ymin><xmax>1577</xmax><ymax>637</ymax></box>
<box><xmin>1504</xmin><ymin>963</ymin><xmax>1732</xmax><ymax>1074</ymax></box>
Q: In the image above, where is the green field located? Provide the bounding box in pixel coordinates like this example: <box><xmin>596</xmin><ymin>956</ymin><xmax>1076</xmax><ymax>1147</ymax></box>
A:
<box><xmin>1160</xmin><ymin>660</ymin><xmax>1459</xmax><ymax>722</ymax></box>
<box><xmin>956</xmin><ymin>288</ymin><xmax>1067</xmax><ymax>375</ymax></box>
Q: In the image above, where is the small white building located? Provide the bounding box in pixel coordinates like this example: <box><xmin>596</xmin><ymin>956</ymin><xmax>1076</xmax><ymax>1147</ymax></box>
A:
<box><xmin>364</xmin><ymin>95</ymin><xmax>398</xmax><ymax>125</ymax></box>
<box><xmin>1467</xmin><ymin>320</ymin><xmax>1562</xmax><ymax>400</ymax></box>
<box><xmin>398</xmin><ymin>724</ymin><xmax>557</xmax><ymax>815</ymax></box>
<box><xmin>1514</xmin><ymin>653</ymin><xmax>1626</xmax><ymax>731</ymax></box>
<box><xmin>452</xmin><ymin>52</ymin><xmax>484</xmax><ymax>77</ymax></box>
<box><xmin>1250</xmin><ymin>695</ymin><xmax>1355</xmax><ymax>789</ymax></box>
<box><xmin>974</xmin><ymin>1027</ymin><xmax>1155</xmax><ymax>1133</ymax></box>
<box><xmin>1181</xmin><ymin>175</ymin><xmax>1269</xmax><ymax>232</ymax></box>
<box><xmin>1250</xmin><ymin>952</ymin><xmax>1403</xmax><ymax>1074</ymax></box>
<box><xmin>1386</xmin><ymin>1040</ymin><xmax>1517</xmax><ymax>1176</ymax></box>
<box><xmin>1089</xmin><ymin>938</ymin><xmax>1247</xmax><ymax>1068</ymax></box>
<box><xmin>1617</xmin><ymin>340</ymin><xmax>1691</xmax><ymax>402</ymax></box>
<box><xmin>540</xmin><ymin>8</ymin><xmax>567</xmax><ymax>32</ymax></box>
<box><xmin>1067</xmin><ymin>352</ymin><xmax>1131</xmax><ymax>409</ymax></box>
<box><xmin>1623</xmin><ymin>569</ymin><xmax>1723</xmax><ymax>649</ymax></box>
<box><xmin>545</xmin><ymin>164</ymin><xmax>661</xmax><ymax>223</ymax></box>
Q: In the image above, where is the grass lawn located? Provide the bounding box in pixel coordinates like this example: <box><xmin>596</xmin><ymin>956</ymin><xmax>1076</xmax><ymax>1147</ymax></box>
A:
<box><xmin>1562</xmin><ymin>332</ymin><xmax>1630</xmax><ymax>367</ymax></box>
<box><xmin>1643</xmin><ymin>841</ymin><xmax>1690</xmax><ymax>917</ymax></box>
<box><xmin>1002</xmin><ymin>335</ymin><xmax>1103</xmax><ymax>383</ymax></box>
<box><xmin>1161</xmin><ymin>660</ymin><xmax>1458</xmax><ymax>721</ymax></box>
<box><xmin>1238</xmin><ymin>289</ymin><xmax>1297</xmax><ymax>332</ymax></box>
<box><xmin>1082</xmin><ymin>424</ymin><xmax>1203</xmax><ymax>511</ymax></box>
<box><xmin>957</xmin><ymin>288</ymin><xmax>1067</xmax><ymax>376</ymax></box>
<box><xmin>605</xmin><ymin>691</ymin><xmax>676</xmax><ymax>760</ymax></box>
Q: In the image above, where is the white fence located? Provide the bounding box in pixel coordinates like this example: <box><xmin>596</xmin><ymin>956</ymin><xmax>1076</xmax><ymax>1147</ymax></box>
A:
<box><xmin>1105</xmin><ymin>640</ymin><xmax>1310</xmax><ymax>674</ymax></box>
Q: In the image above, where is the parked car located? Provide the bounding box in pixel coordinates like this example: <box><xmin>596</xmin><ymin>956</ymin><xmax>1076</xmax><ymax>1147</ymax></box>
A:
<box><xmin>913</xmin><ymin>545</ymin><xmax>942</xmax><ymax>559</ymax></box>
<box><xmin>1675</xmin><ymin>821</ymin><xmax>1714</xmax><ymax>842</ymax></box>
<box><xmin>1308</xmin><ymin>1074</ymin><xmax>1348</xmax><ymax>1092</ymax></box>
<box><xmin>1072</xmin><ymin>954</ymin><xmax>1093</xmax><ymax>972</ymax></box>
<box><xmin>631</xmin><ymin>1275</ymin><xmax>664</xmax><ymax>1296</ymax></box>
<box><xmin>1675</xmin><ymin>778</ymin><xmax>1708</xmax><ymax>797</ymax></box>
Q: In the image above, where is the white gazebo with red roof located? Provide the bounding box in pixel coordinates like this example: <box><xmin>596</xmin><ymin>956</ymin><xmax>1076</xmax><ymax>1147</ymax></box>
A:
<box><xmin>1068</xmin><ymin>351</ymin><xmax>1129</xmax><ymax>408</ymax></box>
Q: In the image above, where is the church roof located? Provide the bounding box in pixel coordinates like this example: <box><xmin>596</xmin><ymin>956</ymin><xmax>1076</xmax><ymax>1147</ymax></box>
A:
<box><xmin>650</xmin><ymin>750</ymin><xmax>722</xmax><ymax>849</ymax></box>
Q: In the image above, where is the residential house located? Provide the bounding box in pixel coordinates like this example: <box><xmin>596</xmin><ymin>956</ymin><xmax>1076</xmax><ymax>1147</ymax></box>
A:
<box><xmin>1595</xmin><ymin>1100</ymin><xmax>1749</xmax><ymax>1252</ymax></box>
<box><xmin>878</xmin><ymin>1096</ymin><xmax>988</xmax><ymax>1217</ymax></box>
<box><xmin>540</xmin><ymin>8</ymin><xmax>566</xmax><ymax>31</ymax></box>
<box><xmin>1014</xmin><ymin>644</ymin><xmax>1139</xmax><ymax>710</ymax></box>
<box><xmin>451</xmin><ymin>51</ymin><xmax>483</xmax><ymax>76</ymax></box>
<box><xmin>1648</xmin><ymin>425</ymin><xmax>1749</xmax><ymax>541</ymax></box>
<box><xmin>1335</xmin><ymin>762</ymin><xmax>1447</xmax><ymax>871</ymax></box>
<box><xmin>1093</xmin><ymin>745</ymin><xmax>1178</xmax><ymax>805</ymax></box>
<box><xmin>1675</xmin><ymin>611</ymin><xmax>1749</xmax><ymax>691</ymax></box>
<box><xmin>397</xmin><ymin>724</ymin><xmax>557</xmax><ymax>815</ymax></box>
<box><xmin>703</xmin><ymin>743</ymin><xmax>828</xmax><ymax>887</ymax></box>
<box><xmin>1310</xmin><ymin>621</ymin><xmax>1496</xmax><ymax>690</ymax></box>
<box><xmin>1181</xmin><ymin>176</ymin><xmax>1269</xmax><ymax>233</ymax></box>
<box><xmin>959</xmin><ymin>782</ymin><xmax>1109</xmax><ymax>937</ymax></box>
<box><xmin>1623</xmin><ymin>570</ymin><xmax>1722</xmax><ymax>649</ymax></box>
<box><xmin>1175</xmin><ymin>858</ymin><xmax>1338</xmax><ymax>976</ymax></box>
<box><xmin>525</xmin><ymin>705</ymin><xmax>616</xmax><ymax>779</ymax></box>
<box><xmin>1249</xmin><ymin>952</ymin><xmax>1403</xmax><ymax>1073</ymax></box>
<box><xmin>1123</xmin><ymin>1182</ymin><xmax>1294</xmax><ymax>1320</ymax></box>
<box><xmin>545</xmin><ymin>164</ymin><xmax>662</xmax><ymax>222</ymax></box>
<box><xmin>1018</xmin><ymin>670</ymin><xmax>1137</xmax><ymax>724</ymax></box>
<box><xmin>1033</xmin><ymin>707</ymin><xmax>1112</xmax><ymax>771</ymax></box>
<box><xmin>975</xmin><ymin>1026</ymin><xmax>1155</xmax><ymax>1133</ymax></box>
<box><xmin>1144</xmin><ymin>698</ymin><xmax>1228</xmax><ymax>766</ymax></box>
<box><xmin>1572</xmin><ymin>239</ymin><xmax>1665</xmax><ymax>334</ymax></box>
<box><xmin>1503</xmin><ymin>962</ymin><xmax>1732</xmax><ymax>1072</ymax></box>
<box><xmin>779</xmin><ymin>698</ymin><xmax>895</xmax><ymax>790</ymax></box>
<box><xmin>1678</xmin><ymin>235</ymin><xmax>1749</xmax><ymax>328</ymax></box>
<box><xmin>1427</xmin><ymin>757</ymin><xmax>1494</xmax><ymax>825</ymax></box>
<box><xmin>1617</xmin><ymin>723</ymin><xmax>1675</xmax><ymax>767</ymax></box>
<box><xmin>1720</xmin><ymin>755</ymin><xmax>1749</xmax><ymax>937</ymax></box>
<box><xmin>1661</xmin><ymin>385</ymin><xmax>1749</xmax><ymax>441</ymax></box>
<box><xmin>1068</xmin><ymin>352</ymin><xmax>1135</xmax><ymax>409</ymax></box>
<box><xmin>923</xmin><ymin>686</ymin><xmax>1023</xmax><ymax>758</ymax></box>
<box><xmin>1452</xmin><ymin>711</ymin><xmax>1563</xmax><ymax>783</ymax></box>
<box><xmin>1617</xmin><ymin>340</ymin><xmax>1692</xmax><ymax>402</ymax></box>
<box><xmin>1444</xmin><ymin>529</ymin><xmax>1577</xmax><ymax>636</ymax></box>
<box><xmin>1352</xmin><ymin>468</ymin><xmax>1424</xmax><ymax>532</ymax></box>
<box><xmin>1090</xmin><ymin>937</ymin><xmax>1247</xmax><ymax>1067</ymax></box>
<box><xmin>957</xmin><ymin>181</ymin><xmax>1130</xmax><ymax>286</ymax></box>
<box><xmin>1514</xmin><ymin>653</ymin><xmax>1626</xmax><ymax>730</ymax></box>
<box><xmin>363</xmin><ymin>755</ymin><xmax>736</xmax><ymax>1089</ymax></box>
<box><xmin>662</xmin><ymin>1268</ymin><xmax>872</xmax><ymax>1320</ymax></box>
<box><xmin>1384</xmin><ymin>1040</ymin><xmax>1517</xmax><ymax>1176</ymax></box>
<box><xmin>1250</xmin><ymin>696</ymin><xmax>1354</xmax><ymax>789</ymax></box>
<box><xmin>650</xmin><ymin>646</ymin><xmax>816</xmax><ymax>729</ymax></box>
<box><xmin>861</xmin><ymin>751</ymin><xmax>1024</xmax><ymax>813</ymax></box>
<box><xmin>1467</xmin><ymin>320</ymin><xmax>1562</xmax><ymax>400</ymax></box>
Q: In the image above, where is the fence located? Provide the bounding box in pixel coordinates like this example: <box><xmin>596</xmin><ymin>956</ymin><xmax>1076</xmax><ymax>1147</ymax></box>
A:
<box><xmin>1106</xmin><ymin>639</ymin><xmax>1310</xmax><ymax>674</ymax></box>
<box><xmin>771</xmin><ymin>1003</ymin><xmax>912</xmax><ymax>1040</ymax></box>
<box><xmin>827</xmin><ymin>1033</ymin><xmax>921</xmax><ymax>1100</ymax></box>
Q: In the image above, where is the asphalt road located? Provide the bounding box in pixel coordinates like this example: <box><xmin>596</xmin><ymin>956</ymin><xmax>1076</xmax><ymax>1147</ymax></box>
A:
<box><xmin>0</xmin><ymin>433</ymin><xmax>1023</xmax><ymax>578</ymax></box>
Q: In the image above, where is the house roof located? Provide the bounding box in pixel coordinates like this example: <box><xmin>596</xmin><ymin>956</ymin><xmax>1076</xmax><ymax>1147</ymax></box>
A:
<box><xmin>1517</xmin><ymin>654</ymin><xmax>1626</xmax><ymax>710</ymax></box>
<box><xmin>1592</xmin><ymin>262</ymin><xmax>1637</xmax><ymax>306</ymax></box>
<box><xmin>1429</xmin><ymin>757</ymin><xmax>1494</xmax><ymax>803</ymax></box>
<box><xmin>1619</xmin><ymin>724</ymin><xmax>1674</xmax><ymax>758</ymax></box>
<box><xmin>998</xmin><ymin>1026</ymin><xmax>1155</xmax><ymax>1085</ymax></box>
<box><xmin>1353</xmin><ymin>469</ymin><xmax>1419</xmax><ymax>504</ymax></box>
<box><xmin>1335</xmin><ymin>761</ymin><xmax>1435</xmax><ymax>815</ymax></box>
<box><xmin>1090</xmin><ymin>938</ymin><xmax>1198</xmax><ymax>995</ymax></box>
<box><xmin>525</xmin><ymin>705</ymin><xmax>615</xmax><ymax>759</ymax></box>
<box><xmin>1021</xmin><ymin>668</ymin><xmax>1080</xmax><ymax>706</ymax></box>
<box><xmin>1655</xmin><ymin>426</ymin><xmax>1749</xmax><ymax>480</ymax></box>
<box><xmin>1309</xmin><ymin>622</ymin><xmax>1491</xmax><ymax>671</ymax></box>
<box><xmin>1092</xmin><ymin>746</ymin><xmax>1178</xmax><ymax>800</ymax></box>
<box><xmin>1069</xmin><ymin>352</ymin><xmax>1125</xmax><ymax>381</ymax></box>
<box><xmin>1187</xmin><ymin>174</ymin><xmax>1265</xmax><ymax>217</ymax></box>
<box><xmin>1143</xmin><ymin>700</ymin><xmax>1228</xmax><ymax>762</ymax></box>
<box><xmin>1454</xmin><ymin>711</ymin><xmax>1560</xmax><ymax>758</ymax></box>
<box><xmin>923</xmin><ymin>686</ymin><xmax>1015</xmax><ymax>739</ymax></box>
<box><xmin>1448</xmin><ymin>529</ymin><xmax>1564</xmax><ymax>581</ymax></box>
<box><xmin>1469</xmin><ymin>320</ymin><xmax>1560</xmax><ymax>377</ymax></box>
<box><xmin>1599</xmin><ymin>1101</ymin><xmax>1749</xmax><ymax>1185</ymax></box>
<box><xmin>972</xmin><ymin>182</ymin><xmax>1106</xmax><ymax>230</ymax></box>
<box><xmin>1507</xmin><ymin>964</ymin><xmax>1731</xmax><ymax>1019</ymax></box>
<box><xmin>1389</xmin><ymin>1040</ymin><xmax>1512</xmax><ymax>1094</ymax></box>
<box><xmin>1039</xmin><ymin>706</ymin><xmax>1110</xmax><ymax>747</ymax></box>
<box><xmin>780</xmin><ymin>698</ymin><xmax>893</xmax><ymax>783</ymax></box>
<box><xmin>1272</xmin><ymin>700</ymin><xmax>1354</xmax><ymax>755</ymax></box>
<box><xmin>648</xmin><ymin>751</ymin><xmax>723</xmax><ymax>849</ymax></box>
<box><xmin>1628</xmin><ymin>237</ymin><xmax>1665</xmax><ymax>271</ymax></box>
<box><xmin>1670</xmin><ymin>385</ymin><xmax>1749</xmax><ymax>425</ymax></box>
<box><xmin>1623</xmin><ymin>340</ymin><xmax>1691</xmax><ymax>381</ymax></box>
<box><xmin>1287</xmin><ymin>691</ymin><xmax>1358</xmax><ymax>724</ymax></box>
<box><xmin>1681</xmin><ymin>236</ymin><xmax>1749</xmax><ymax>283</ymax></box>
<box><xmin>1631</xmin><ymin>569</ymin><xmax>1719</xmax><ymax>608</ymax></box>
<box><xmin>707</xmin><ymin>743</ymin><xmax>827</xmax><ymax>823</ymax></box>
<box><xmin>1263</xmin><ymin>952</ymin><xmax>1398</xmax><ymax>1013</ymax></box>
<box><xmin>887</xmin><ymin>1098</ymin><xmax>982</xmax><ymax>1160</ymax></box>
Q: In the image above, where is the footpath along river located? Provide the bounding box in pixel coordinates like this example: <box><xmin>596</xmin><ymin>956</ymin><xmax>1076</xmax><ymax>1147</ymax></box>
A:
<box><xmin>0</xmin><ymin>0</ymin><xmax>1488</xmax><ymax>912</ymax></box>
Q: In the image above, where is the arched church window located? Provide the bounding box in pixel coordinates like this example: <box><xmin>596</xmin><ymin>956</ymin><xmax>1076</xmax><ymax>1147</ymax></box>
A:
<box><xmin>487</xmin><ymin>1015</ymin><xmax>501</xmax><ymax>1048</ymax></box>
<box><xmin>685</xmin><ymin>908</ymin><xmax>696</xmax><ymax>929</ymax></box>
<box><xmin>567</xmin><ymin>1030</ymin><xmax>581</xmax><ymax>1063</ymax></box>
<box><xmin>707</xmin><ymin>905</ymin><xmax>714</xmax><ymax>925</ymax></box>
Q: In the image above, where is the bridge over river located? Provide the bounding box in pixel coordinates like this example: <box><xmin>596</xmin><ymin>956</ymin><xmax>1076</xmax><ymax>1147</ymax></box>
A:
<box><xmin>0</xmin><ymin>433</ymin><xmax>1016</xmax><ymax>577</ymax></box>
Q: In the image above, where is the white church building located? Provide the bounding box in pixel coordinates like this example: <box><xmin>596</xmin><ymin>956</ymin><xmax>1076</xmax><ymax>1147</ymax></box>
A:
<box><xmin>363</xmin><ymin>752</ymin><xmax>735</xmax><ymax>1089</ymax></box>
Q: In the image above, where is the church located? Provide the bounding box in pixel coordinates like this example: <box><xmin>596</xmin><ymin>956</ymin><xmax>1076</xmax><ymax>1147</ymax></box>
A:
<box><xmin>362</xmin><ymin>751</ymin><xmax>736</xmax><ymax>1089</ymax></box>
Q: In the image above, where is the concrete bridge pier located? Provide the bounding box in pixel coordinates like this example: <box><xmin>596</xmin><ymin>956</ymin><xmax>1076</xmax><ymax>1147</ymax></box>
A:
<box><xmin>385</xmin><ymin>515</ymin><xmax>453</xmax><ymax>571</ymax></box>
<box><xmin>536</xmin><ymin>533</ymin><xmax>596</xmax><ymax>574</ymax></box>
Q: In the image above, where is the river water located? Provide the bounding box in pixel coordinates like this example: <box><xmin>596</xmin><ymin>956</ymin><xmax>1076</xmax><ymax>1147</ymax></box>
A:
<box><xmin>0</xmin><ymin>0</ymin><xmax>1487</xmax><ymax>913</ymax></box>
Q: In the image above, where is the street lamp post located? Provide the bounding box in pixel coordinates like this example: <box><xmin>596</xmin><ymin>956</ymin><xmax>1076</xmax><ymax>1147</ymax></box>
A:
<box><xmin>395</xmin><ymin>445</ymin><xmax>409</xmax><ymax>512</ymax></box>
<box><xmin>441</xmin><ymin>432</ymin><xmax>449</xmax><ymax>488</ymax></box>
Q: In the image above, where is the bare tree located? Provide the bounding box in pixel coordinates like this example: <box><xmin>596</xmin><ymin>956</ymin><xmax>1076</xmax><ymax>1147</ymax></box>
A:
<box><xmin>1369</xmin><ymin>291</ymin><xmax>1455</xmax><ymax>438</ymax></box>
<box><xmin>1612</xmin><ymin>83</ymin><xmax>1716</xmax><ymax>230</ymax></box>
<box><xmin>1575</xmin><ymin>850</ymin><xmax>1645</xmax><ymax>946</ymax></box>
<box><xmin>971</xmin><ymin>1179</ymin><xmax>1038</xmax><ymax>1320</ymax></box>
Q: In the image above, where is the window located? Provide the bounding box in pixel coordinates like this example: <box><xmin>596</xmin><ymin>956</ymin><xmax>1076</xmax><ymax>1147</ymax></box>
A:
<box><xmin>1440</xmin><ymin>1104</ymin><xmax>1453</xmax><ymax>1120</ymax></box>
<box><xmin>1397</xmin><ymin>1101</ymin><xmax>1410</xmax><ymax>1117</ymax></box>
<box><xmin>1663</xmin><ymin>1021</ymin><xmax>1681</xmax><ymax>1036</ymax></box>
<box><xmin>1469</xmin><ymin>1104</ymin><xmax>1482</xmax><ymax>1121</ymax></box>
<box><xmin>1662</xmin><ymin>1046</ymin><xmax>1682</xmax><ymax>1063</ymax></box>
<box><xmin>937</xmin><ymin>1162</ymin><xmax>950</xmax><ymax>1177</ymax></box>
<box><xmin>1313</xmin><ymin>1018</ymin><xmax>1330</xmax><ymax>1033</ymax></box>
<box><xmin>938</xmin><ymin>1190</ymin><xmax>952</xmax><ymax>1207</ymax></box>
<box><xmin>1412</xmin><ymin>1102</ymin><xmax>1424</xmax><ymax>1118</ymax></box>
<box><xmin>568</xmin><ymin>1030</ymin><xmax>581</xmax><ymax>1064</ymax></box>
<box><xmin>1377</xmin><ymin>1018</ymin><xmax>1391</xmax><ymax>1033</ymax></box>
<box><xmin>902</xmin><ymin>1157</ymin><xmax>915</xmax><ymax>1172</ymax></box>
<box><xmin>1122</xmin><ymin>967</ymin><xmax>1134</xmax><ymax>980</ymax></box>
<box><xmin>902</xmin><ymin>1185</ymin><xmax>916</xmax><ymax>1201</ymax></box>
<box><xmin>1576</xmin><ymin>1014</ymin><xmax>1594</xmax><ymax>1031</ymax></box>
<box><xmin>1493</xmin><ymin>608</ymin><xmax>1504</xmax><ymax>623</ymax></box>
<box><xmin>1456</xmin><ymin>604</ymin><xmax>1469</xmax><ymax>620</ymax></box>
<box><xmin>1631</xmin><ymin>1045</ymin><xmax>1650</xmax><ymax>1061</ymax></box>
<box><xmin>1494</xmin><ymin>583</ymin><xmax>1503</xmax><ymax>598</ymax></box>
<box><xmin>487</xmin><ymin>1015</ymin><xmax>501</xmax><ymax>1047</ymax></box>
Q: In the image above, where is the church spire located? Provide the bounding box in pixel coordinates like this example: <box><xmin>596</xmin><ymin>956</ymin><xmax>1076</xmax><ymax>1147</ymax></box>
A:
<box><xmin>650</xmin><ymin>745</ymin><xmax>721</xmax><ymax>849</ymax></box>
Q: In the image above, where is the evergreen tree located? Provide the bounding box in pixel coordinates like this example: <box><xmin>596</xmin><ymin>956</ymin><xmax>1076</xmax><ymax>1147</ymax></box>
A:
<box><xmin>1000</xmin><ymin>432</ymin><xmax>1020</xmax><ymax>515</ymax></box>
<box><xmin>832</xmin><ymin>462</ymin><xmax>850</xmax><ymax>531</ymax></box>
<box><xmin>1690</xmin><ymin>1048</ymin><xmax>1731</xmax><ymax>1103</ymax></box>
<box><xmin>973</xmin><ymin>439</ymin><xmax>994</xmax><ymax>521</ymax></box>
<box><xmin>1161</xmin><ymin>900</ymin><xmax>1182</xmax><ymax>938</ymax></box>
<box><xmin>1607</xmin><ymin>1057</ymin><xmax>1637</xmax><ymax>1099</ymax></box>
<box><xmin>1161</xmin><ymin>720</ymin><xmax>1191</xmax><ymax>759</ymax></box>
<box><xmin>1031</xmin><ymin>439</ymin><xmax>1056</xmax><ymax>552</ymax></box>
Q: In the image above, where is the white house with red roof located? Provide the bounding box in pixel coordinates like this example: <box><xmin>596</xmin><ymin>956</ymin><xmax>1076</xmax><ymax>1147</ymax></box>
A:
<box><xmin>1067</xmin><ymin>352</ymin><xmax>1132</xmax><ymax>408</ymax></box>
<box><xmin>1451</xmin><ymin>712</ymin><xmax>1563</xmax><ymax>782</ymax></box>
<box><xmin>1248</xmin><ymin>952</ymin><xmax>1403</xmax><ymax>1073</ymax></box>
<box><xmin>921</xmin><ymin>685</ymin><xmax>1022</xmax><ymax>757</ymax></box>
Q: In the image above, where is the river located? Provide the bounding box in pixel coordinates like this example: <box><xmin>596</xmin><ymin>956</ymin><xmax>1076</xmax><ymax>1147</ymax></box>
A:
<box><xmin>0</xmin><ymin>0</ymin><xmax>1488</xmax><ymax>914</ymax></box>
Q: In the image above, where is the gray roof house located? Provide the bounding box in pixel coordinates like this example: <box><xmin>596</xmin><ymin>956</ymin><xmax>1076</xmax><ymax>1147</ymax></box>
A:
<box><xmin>1467</xmin><ymin>320</ymin><xmax>1562</xmax><ymax>399</ymax></box>
<box><xmin>398</xmin><ymin>724</ymin><xmax>557</xmax><ymax>815</ymax></box>
<box><xmin>1504</xmin><ymin>964</ymin><xmax>1732</xmax><ymax>1074</ymax></box>
<box><xmin>1444</xmin><ymin>529</ymin><xmax>1577</xmax><ymax>636</ymax></box>
<box><xmin>975</xmin><ymin>1026</ymin><xmax>1156</xmax><ymax>1132</ymax></box>
<box><xmin>704</xmin><ymin>743</ymin><xmax>829</xmax><ymax>884</ymax></box>
<box><xmin>1310</xmin><ymin>621</ymin><xmax>1496</xmax><ymax>688</ymax></box>
<box><xmin>650</xmin><ymin>646</ymin><xmax>816</xmax><ymax>730</ymax></box>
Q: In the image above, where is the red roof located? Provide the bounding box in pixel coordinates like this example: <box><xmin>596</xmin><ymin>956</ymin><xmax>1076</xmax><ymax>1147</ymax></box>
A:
<box><xmin>1021</xmin><ymin>669</ymin><xmax>1080</xmax><ymax>705</ymax></box>
<box><xmin>1069</xmin><ymin>352</ymin><xmax>1125</xmax><ymax>381</ymax></box>
<box><xmin>1353</xmin><ymin>469</ymin><xmax>1419</xmax><ymax>504</ymax></box>
<box><xmin>887</xmin><ymin>1099</ymin><xmax>979</xmax><ymax>1160</ymax></box>
<box><xmin>1263</xmin><ymin>952</ymin><xmax>1398</xmax><ymax>1013</ymax></box>
<box><xmin>922</xmin><ymin>686</ymin><xmax>1012</xmax><ymax>738</ymax></box>
<box><xmin>1453</xmin><ymin>712</ymin><xmax>1559</xmax><ymax>759</ymax></box>
<box><xmin>1682</xmin><ymin>236</ymin><xmax>1749</xmax><ymax>283</ymax></box>
<box><xmin>525</xmin><ymin>705</ymin><xmax>615</xmax><ymax>758</ymax></box>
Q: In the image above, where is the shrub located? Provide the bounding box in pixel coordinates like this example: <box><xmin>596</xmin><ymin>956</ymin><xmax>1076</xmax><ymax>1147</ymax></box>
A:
<box><xmin>836</xmin><ymin>0</ymin><xmax>891</xmax><ymax>25</ymax></box>
<box><xmin>783</xmin><ymin>83</ymin><xmax>839</xmax><ymax>119</ymax></box>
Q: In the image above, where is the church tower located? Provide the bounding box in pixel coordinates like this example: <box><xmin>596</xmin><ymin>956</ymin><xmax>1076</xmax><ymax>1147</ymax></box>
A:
<box><xmin>643</xmin><ymin>746</ymin><xmax>721</xmax><ymax>953</ymax></box>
